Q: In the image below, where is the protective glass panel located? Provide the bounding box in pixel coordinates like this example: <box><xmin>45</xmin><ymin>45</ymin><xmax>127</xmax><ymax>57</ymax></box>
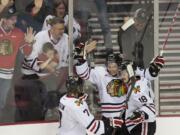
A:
<box><xmin>1</xmin><ymin>0</ymin><xmax>178</xmax><ymax>126</ymax></box>
<box><xmin>159</xmin><ymin>0</ymin><xmax>180</xmax><ymax>116</ymax></box>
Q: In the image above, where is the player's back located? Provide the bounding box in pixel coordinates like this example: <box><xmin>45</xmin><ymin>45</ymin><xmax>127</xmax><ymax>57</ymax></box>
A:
<box><xmin>58</xmin><ymin>95</ymin><xmax>87</xmax><ymax>135</ymax></box>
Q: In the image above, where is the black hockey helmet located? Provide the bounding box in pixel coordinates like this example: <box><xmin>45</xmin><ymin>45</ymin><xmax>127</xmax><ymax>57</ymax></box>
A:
<box><xmin>66</xmin><ymin>76</ymin><xmax>84</xmax><ymax>94</ymax></box>
<box><xmin>106</xmin><ymin>53</ymin><xmax>122</xmax><ymax>67</ymax></box>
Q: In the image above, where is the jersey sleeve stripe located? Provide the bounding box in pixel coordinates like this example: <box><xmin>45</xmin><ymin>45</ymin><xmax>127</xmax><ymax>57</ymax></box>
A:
<box><xmin>87</xmin><ymin>119</ymin><xmax>95</xmax><ymax>129</ymax></box>
<box><xmin>87</xmin><ymin>119</ymin><xmax>101</xmax><ymax>134</ymax></box>
<box><xmin>81</xmin><ymin>70</ymin><xmax>90</xmax><ymax>80</ymax></box>
<box><xmin>149</xmin><ymin>104</ymin><xmax>155</xmax><ymax>109</ymax></box>
<box><xmin>76</xmin><ymin>61</ymin><xmax>89</xmax><ymax>75</ymax></box>
<box><xmin>22</xmin><ymin>58</ymin><xmax>40</xmax><ymax>72</ymax></box>
<box><xmin>94</xmin><ymin>121</ymin><xmax>100</xmax><ymax>134</ymax></box>
<box><xmin>144</xmin><ymin>105</ymin><xmax>155</xmax><ymax>114</ymax></box>
<box><xmin>78</xmin><ymin>66</ymin><xmax>89</xmax><ymax>76</ymax></box>
<box><xmin>90</xmin><ymin>121</ymin><xmax>97</xmax><ymax>132</ymax></box>
<box><xmin>125</xmin><ymin>115</ymin><xmax>144</xmax><ymax>125</ymax></box>
<box><xmin>24</xmin><ymin>58</ymin><xmax>34</xmax><ymax>62</ymax></box>
<box><xmin>125</xmin><ymin>119</ymin><xmax>135</xmax><ymax>127</ymax></box>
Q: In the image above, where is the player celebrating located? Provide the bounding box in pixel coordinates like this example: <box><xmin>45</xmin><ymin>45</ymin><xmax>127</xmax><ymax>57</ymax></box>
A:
<box><xmin>75</xmin><ymin>51</ymin><xmax>164</xmax><ymax>134</ymax></box>
<box><xmin>121</xmin><ymin>61</ymin><xmax>156</xmax><ymax>135</ymax></box>
<box><xmin>57</xmin><ymin>77</ymin><xmax>123</xmax><ymax>135</ymax></box>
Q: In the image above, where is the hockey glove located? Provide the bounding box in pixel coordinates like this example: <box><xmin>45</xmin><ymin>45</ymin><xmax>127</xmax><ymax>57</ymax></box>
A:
<box><xmin>149</xmin><ymin>55</ymin><xmax>165</xmax><ymax>77</ymax></box>
<box><xmin>75</xmin><ymin>42</ymin><xmax>85</xmax><ymax>54</ymax></box>
<box><xmin>110</xmin><ymin>117</ymin><xmax>124</xmax><ymax>128</ymax></box>
<box><xmin>126</xmin><ymin>111</ymin><xmax>148</xmax><ymax>125</ymax></box>
<box><xmin>102</xmin><ymin>116</ymin><xmax>123</xmax><ymax>135</ymax></box>
<box><xmin>74</xmin><ymin>42</ymin><xmax>86</xmax><ymax>65</ymax></box>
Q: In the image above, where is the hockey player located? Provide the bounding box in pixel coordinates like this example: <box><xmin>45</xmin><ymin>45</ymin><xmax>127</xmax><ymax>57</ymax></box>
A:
<box><xmin>121</xmin><ymin>61</ymin><xmax>156</xmax><ymax>135</ymax></box>
<box><xmin>75</xmin><ymin>52</ymin><xmax>164</xmax><ymax>135</ymax></box>
<box><xmin>57</xmin><ymin>77</ymin><xmax>123</xmax><ymax>135</ymax></box>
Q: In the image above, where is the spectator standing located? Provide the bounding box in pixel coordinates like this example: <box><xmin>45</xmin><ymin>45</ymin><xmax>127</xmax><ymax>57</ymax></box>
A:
<box><xmin>16</xmin><ymin>0</ymin><xmax>51</xmax><ymax>32</ymax></box>
<box><xmin>21</xmin><ymin>17</ymin><xmax>69</xmax><ymax>92</ymax></box>
<box><xmin>42</xmin><ymin>0</ymin><xmax>81</xmax><ymax>41</ymax></box>
<box><xmin>0</xmin><ymin>12</ymin><xmax>34</xmax><ymax>119</ymax></box>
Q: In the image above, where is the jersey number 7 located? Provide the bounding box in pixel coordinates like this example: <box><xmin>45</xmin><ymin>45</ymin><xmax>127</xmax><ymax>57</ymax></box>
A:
<box><xmin>83</xmin><ymin>109</ymin><xmax>90</xmax><ymax>116</ymax></box>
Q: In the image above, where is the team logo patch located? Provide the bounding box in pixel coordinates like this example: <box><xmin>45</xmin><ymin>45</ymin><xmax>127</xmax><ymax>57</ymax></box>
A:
<box><xmin>133</xmin><ymin>86</ymin><xmax>141</xmax><ymax>94</ymax></box>
<box><xmin>0</xmin><ymin>39</ymin><xmax>13</xmax><ymax>56</ymax></box>
<box><xmin>106</xmin><ymin>79</ymin><xmax>128</xmax><ymax>97</ymax></box>
<box><xmin>75</xmin><ymin>99</ymin><xmax>83</xmax><ymax>106</ymax></box>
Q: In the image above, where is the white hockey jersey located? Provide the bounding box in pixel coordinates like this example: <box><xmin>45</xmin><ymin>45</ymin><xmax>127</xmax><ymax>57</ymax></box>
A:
<box><xmin>21</xmin><ymin>30</ymin><xmax>69</xmax><ymax>75</ymax></box>
<box><xmin>57</xmin><ymin>94</ymin><xmax>105</xmax><ymax>135</ymax></box>
<box><xmin>125</xmin><ymin>77</ymin><xmax>156</xmax><ymax>132</ymax></box>
<box><xmin>75</xmin><ymin>61</ymin><xmax>156</xmax><ymax>118</ymax></box>
<box><xmin>42</xmin><ymin>15</ymin><xmax>81</xmax><ymax>40</ymax></box>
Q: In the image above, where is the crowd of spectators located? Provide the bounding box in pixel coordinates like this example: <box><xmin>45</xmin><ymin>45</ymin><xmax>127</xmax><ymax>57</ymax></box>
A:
<box><xmin>0</xmin><ymin>0</ymin><xmax>112</xmax><ymax>122</ymax></box>
<box><xmin>0</xmin><ymin>0</ymin><xmax>154</xmax><ymax>123</ymax></box>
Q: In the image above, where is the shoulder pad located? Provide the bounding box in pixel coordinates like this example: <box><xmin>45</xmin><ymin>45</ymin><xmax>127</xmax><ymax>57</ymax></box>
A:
<box><xmin>60</xmin><ymin>95</ymin><xmax>86</xmax><ymax>109</ymax></box>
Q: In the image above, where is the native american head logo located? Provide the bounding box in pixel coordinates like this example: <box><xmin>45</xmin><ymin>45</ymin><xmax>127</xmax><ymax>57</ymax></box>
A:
<box><xmin>0</xmin><ymin>39</ymin><xmax>13</xmax><ymax>56</ymax></box>
<box><xmin>106</xmin><ymin>79</ymin><xmax>128</xmax><ymax>97</ymax></box>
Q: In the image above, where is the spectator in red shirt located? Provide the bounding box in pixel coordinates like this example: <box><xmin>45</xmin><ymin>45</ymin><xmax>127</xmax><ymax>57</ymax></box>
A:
<box><xmin>0</xmin><ymin>11</ymin><xmax>35</xmax><ymax>120</ymax></box>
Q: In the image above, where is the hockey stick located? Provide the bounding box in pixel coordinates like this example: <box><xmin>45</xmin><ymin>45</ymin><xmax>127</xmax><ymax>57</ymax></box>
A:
<box><xmin>159</xmin><ymin>0</ymin><xmax>173</xmax><ymax>28</ymax></box>
<box><xmin>160</xmin><ymin>3</ymin><xmax>180</xmax><ymax>56</ymax></box>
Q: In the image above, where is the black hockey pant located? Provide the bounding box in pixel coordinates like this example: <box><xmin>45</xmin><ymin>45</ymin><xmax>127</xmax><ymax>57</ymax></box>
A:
<box><xmin>130</xmin><ymin>121</ymin><xmax>156</xmax><ymax>135</ymax></box>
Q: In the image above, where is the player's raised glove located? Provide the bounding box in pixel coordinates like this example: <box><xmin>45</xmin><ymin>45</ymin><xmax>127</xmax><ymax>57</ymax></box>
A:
<box><xmin>75</xmin><ymin>42</ymin><xmax>85</xmax><ymax>54</ymax></box>
<box><xmin>126</xmin><ymin>111</ymin><xmax>148</xmax><ymax>125</ymax></box>
<box><xmin>74</xmin><ymin>42</ymin><xmax>86</xmax><ymax>65</ymax></box>
<box><xmin>149</xmin><ymin>55</ymin><xmax>165</xmax><ymax>77</ymax></box>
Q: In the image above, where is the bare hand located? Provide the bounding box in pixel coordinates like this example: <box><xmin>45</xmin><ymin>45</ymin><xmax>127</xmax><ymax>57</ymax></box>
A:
<box><xmin>1</xmin><ymin>0</ymin><xmax>14</xmax><ymax>7</ymax></box>
<box><xmin>24</xmin><ymin>27</ymin><xmax>36</xmax><ymax>45</ymax></box>
<box><xmin>34</xmin><ymin>0</ymin><xmax>43</xmax><ymax>9</ymax></box>
<box><xmin>85</xmin><ymin>40</ymin><xmax>97</xmax><ymax>54</ymax></box>
<box><xmin>45</xmin><ymin>62</ymin><xmax>58</xmax><ymax>74</ymax></box>
<box><xmin>49</xmin><ymin>53</ymin><xmax>55</xmax><ymax>60</ymax></box>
